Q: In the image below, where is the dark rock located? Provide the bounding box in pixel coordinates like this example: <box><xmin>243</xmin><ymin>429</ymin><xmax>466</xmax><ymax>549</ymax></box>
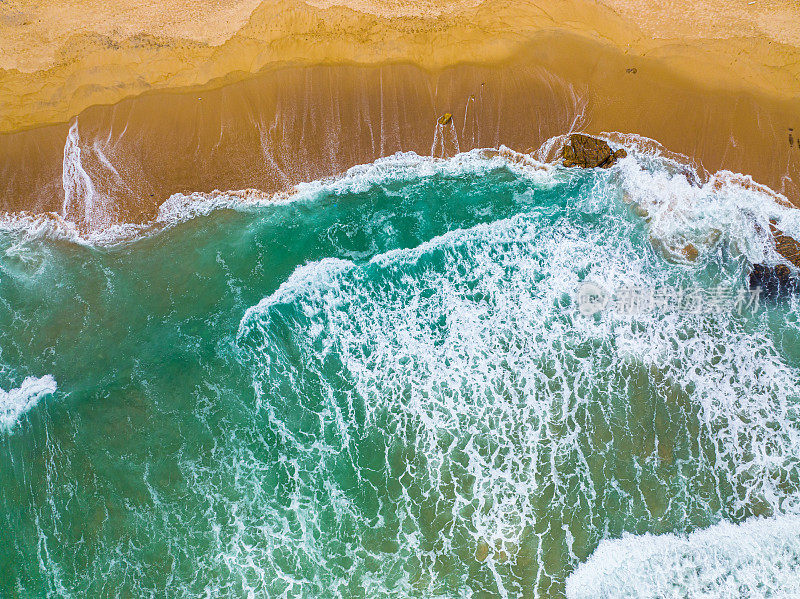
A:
<box><xmin>626</xmin><ymin>67</ymin><xmax>638</xmax><ymax>74</ymax></box>
<box><xmin>562</xmin><ymin>134</ymin><xmax>627</xmax><ymax>169</ymax></box>
<box><xmin>750</xmin><ymin>263</ymin><xmax>798</xmax><ymax>295</ymax></box>
<box><xmin>750</xmin><ymin>222</ymin><xmax>800</xmax><ymax>295</ymax></box>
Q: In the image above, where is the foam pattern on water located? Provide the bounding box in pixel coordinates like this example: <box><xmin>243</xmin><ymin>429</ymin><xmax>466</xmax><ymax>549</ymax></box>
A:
<box><xmin>0</xmin><ymin>375</ymin><xmax>57</xmax><ymax>432</ymax></box>
<box><xmin>0</xmin><ymin>148</ymin><xmax>558</xmax><ymax>248</ymax></box>
<box><xmin>4</xmin><ymin>139</ymin><xmax>800</xmax><ymax>597</ymax></box>
<box><xmin>609</xmin><ymin>137</ymin><xmax>800</xmax><ymax>265</ymax></box>
<box><xmin>236</xmin><ymin>187</ymin><xmax>800</xmax><ymax>595</ymax></box>
<box><xmin>566</xmin><ymin>515</ymin><xmax>800</xmax><ymax>599</ymax></box>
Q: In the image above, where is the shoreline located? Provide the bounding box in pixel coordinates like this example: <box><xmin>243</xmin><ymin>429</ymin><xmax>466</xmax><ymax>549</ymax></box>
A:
<box><xmin>0</xmin><ymin>1</ymin><xmax>799</xmax><ymax>224</ymax></box>
<box><xmin>1</xmin><ymin>0</ymin><xmax>800</xmax><ymax>135</ymax></box>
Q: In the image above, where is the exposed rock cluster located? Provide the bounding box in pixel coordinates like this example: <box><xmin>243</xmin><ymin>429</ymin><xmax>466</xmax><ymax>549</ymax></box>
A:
<box><xmin>561</xmin><ymin>133</ymin><xmax>627</xmax><ymax>168</ymax></box>
<box><xmin>750</xmin><ymin>222</ymin><xmax>800</xmax><ymax>295</ymax></box>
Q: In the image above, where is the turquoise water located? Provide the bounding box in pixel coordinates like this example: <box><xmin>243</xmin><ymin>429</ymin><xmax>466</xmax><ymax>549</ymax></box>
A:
<box><xmin>2</xmin><ymin>147</ymin><xmax>800</xmax><ymax>597</ymax></box>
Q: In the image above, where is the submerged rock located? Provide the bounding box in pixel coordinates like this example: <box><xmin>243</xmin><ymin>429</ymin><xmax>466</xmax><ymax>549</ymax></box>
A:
<box><xmin>680</xmin><ymin>243</ymin><xmax>699</xmax><ymax>262</ymax></box>
<box><xmin>749</xmin><ymin>264</ymin><xmax>798</xmax><ymax>295</ymax></box>
<box><xmin>561</xmin><ymin>134</ymin><xmax>627</xmax><ymax>169</ymax></box>
<box><xmin>750</xmin><ymin>222</ymin><xmax>800</xmax><ymax>295</ymax></box>
<box><xmin>475</xmin><ymin>540</ymin><xmax>489</xmax><ymax>562</ymax></box>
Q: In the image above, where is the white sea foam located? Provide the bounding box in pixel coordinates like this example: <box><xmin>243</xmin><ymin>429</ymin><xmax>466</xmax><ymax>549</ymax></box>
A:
<box><xmin>62</xmin><ymin>121</ymin><xmax>97</xmax><ymax>224</ymax></box>
<box><xmin>610</xmin><ymin>142</ymin><xmax>800</xmax><ymax>266</ymax></box>
<box><xmin>237</xmin><ymin>190</ymin><xmax>800</xmax><ymax>594</ymax></box>
<box><xmin>3</xmin><ymin>128</ymin><xmax>799</xmax><ymax>257</ymax></box>
<box><xmin>0</xmin><ymin>375</ymin><xmax>57</xmax><ymax>432</ymax></box>
<box><xmin>566</xmin><ymin>515</ymin><xmax>800</xmax><ymax>599</ymax></box>
<box><xmin>0</xmin><ymin>148</ymin><xmax>557</xmax><ymax>248</ymax></box>
<box><xmin>61</xmin><ymin>121</ymin><xmax>129</xmax><ymax>232</ymax></box>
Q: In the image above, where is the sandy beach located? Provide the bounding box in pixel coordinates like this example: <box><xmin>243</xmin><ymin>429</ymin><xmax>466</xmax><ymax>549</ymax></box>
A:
<box><xmin>1</xmin><ymin>0</ymin><xmax>799</xmax><ymax>223</ymax></box>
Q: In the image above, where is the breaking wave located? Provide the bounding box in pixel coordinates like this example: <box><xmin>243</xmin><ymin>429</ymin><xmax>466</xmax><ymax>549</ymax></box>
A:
<box><xmin>566</xmin><ymin>515</ymin><xmax>800</xmax><ymax>599</ymax></box>
<box><xmin>3</xmin><ymin>127</ymin><xmax>800</xmax><ymax>263</ymax></box>
<box><xmin>0</xmin><ymin>375</ymin><xmax>57</xmax><ymax>432</ymax></box>
<box><xmin>3</xmin><ymin>127</ymin><xmax>800</xmax><ymax>596</ymax></box>
<box><xmin>235</xmin><ymin>180</ymin><xmax>800</xmax><ymax>594</ymax></box>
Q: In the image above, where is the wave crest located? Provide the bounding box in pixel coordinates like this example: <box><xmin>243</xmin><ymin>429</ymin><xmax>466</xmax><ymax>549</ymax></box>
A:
<box><xmin>5</xmin><ymin>133</ymin><xmax>798</xmax><ymax>257</ymax></box>
<box><xmin>566</xmin><ymin>516</ymin><xmax>800</xmax><ymax>599</ymax></box>
<box><xmin>0</xmin><ymin>375</ymin><xmax>57</xmax><ymax>432</ymax></box>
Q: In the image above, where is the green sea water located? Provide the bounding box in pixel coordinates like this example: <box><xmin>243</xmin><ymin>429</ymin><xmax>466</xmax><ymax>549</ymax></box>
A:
<box><xmin>2</xmin><ymin>148</ymin><xmax>800</xmax><ymax>597</ymax></box>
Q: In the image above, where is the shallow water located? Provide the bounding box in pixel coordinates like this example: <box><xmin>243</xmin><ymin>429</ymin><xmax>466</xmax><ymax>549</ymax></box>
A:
<box><xmin>1</xmin><ymin>145</ymin><xmax>800</xmax><ymax>597</ymax></box>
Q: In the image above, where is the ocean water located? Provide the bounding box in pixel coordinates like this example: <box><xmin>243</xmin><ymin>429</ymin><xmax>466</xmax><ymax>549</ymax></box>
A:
<box><xmin>1</xmin><ymin>142</ymin><xmax>800</xmax><ymax>598</ymax></box>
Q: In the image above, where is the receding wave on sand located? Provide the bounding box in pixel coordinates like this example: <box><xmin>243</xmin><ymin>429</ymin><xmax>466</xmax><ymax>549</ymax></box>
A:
<box><xmin>2</xmin><ymin>129</ymin><xmax>798</xmax><ymax>262</ymax></box>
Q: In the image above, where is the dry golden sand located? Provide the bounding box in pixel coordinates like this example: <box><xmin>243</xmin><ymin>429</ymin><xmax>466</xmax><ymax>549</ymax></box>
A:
<box><xmin>1</xmin><ymin>0</ymin><xmax>799</xmax><ymax>132</ymax></box>
<box><xmin>0</xmin><ymin>0</ymin><xmax>799</xmax><ymax>222</ymax></box>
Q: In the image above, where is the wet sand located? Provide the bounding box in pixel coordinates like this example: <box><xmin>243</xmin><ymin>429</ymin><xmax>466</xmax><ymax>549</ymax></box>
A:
<box><xmin>1</xmin><ymin>1</ymin><xmax>799</xmax><ymax>227</ymax></box>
